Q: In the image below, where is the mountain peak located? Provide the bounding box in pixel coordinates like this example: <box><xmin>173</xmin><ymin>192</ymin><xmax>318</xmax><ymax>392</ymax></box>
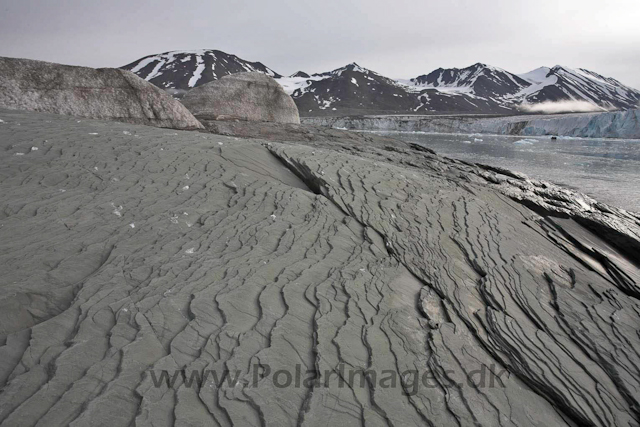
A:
<box><xmin>121</xmin><ymin>49</ymin><xmax>281</xmax><ymax>90</ymax></box>
<box><xmin>290</xmin><ymin>71</ymin><xmax>310</xmax><ymax>78</ymax></box>
<box><xmin>342</xmin><ymin>62</ymin><xmax>368</xmax><ymax>73</ymax></box>
<box><xmin>518</xmin><ymin>67</ymin><xmax>552</xmax><ymax>84</ymax></box>
<box><xmin>405</xmin><ymin>63</ymin><xmax>530</xmax><ymax>100</ymax></box>
<box><xmin>551</xmin><ymin>64</ymin><xmax>573</xmax><ymax>73</ymax></box>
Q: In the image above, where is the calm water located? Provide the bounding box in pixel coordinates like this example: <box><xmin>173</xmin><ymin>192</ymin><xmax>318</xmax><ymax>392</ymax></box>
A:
<box><xmin>375</xmin><ymin>132</ymin><xmax>640</xmax><ymax>212</ymax></box>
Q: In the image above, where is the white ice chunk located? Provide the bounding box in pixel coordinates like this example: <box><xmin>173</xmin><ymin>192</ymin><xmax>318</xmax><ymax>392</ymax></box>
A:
<box><xmin>110</xmin><ymin>203</ymin><xmax>123</xmax><ymax>217</ymax></box>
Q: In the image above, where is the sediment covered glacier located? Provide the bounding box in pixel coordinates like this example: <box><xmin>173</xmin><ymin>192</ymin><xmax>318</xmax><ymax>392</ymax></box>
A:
<box><xmin>1</xmin><ymin>108</ymin><xmax>639</xmax><ymax>426</ymax></box>
<box><xmin>303</xmin><ymin>109</ymin><xmax>640</xmax><ymax>139</ymax></box>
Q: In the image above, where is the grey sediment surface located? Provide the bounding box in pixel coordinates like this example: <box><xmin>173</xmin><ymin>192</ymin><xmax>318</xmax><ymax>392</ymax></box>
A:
<box><xmin>1</xmin><ymin>108</ymin><xmax>639</xmax><ymax>426</ymax></box>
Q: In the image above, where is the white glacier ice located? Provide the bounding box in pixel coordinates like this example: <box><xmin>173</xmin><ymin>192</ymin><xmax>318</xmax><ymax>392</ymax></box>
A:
<box><xmin>302</xmin><ymin>110</ymin><xmax>640</xmax><ymax>139</ymax></box>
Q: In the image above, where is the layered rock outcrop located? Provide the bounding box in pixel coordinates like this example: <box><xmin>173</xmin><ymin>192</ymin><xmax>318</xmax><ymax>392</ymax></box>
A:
<box><xmin>181</xmin><ymin>72</ymin><xmax>300</xmax><ymax>124</ymax></box>
<box><xmin>0</xmin><ymin>108</ymin><xmax>639</xmax><ymax>426</ymax></box>
<box><xmin>0</xmin><ymin>57</ymin><xmax>203</xmax><ymax>130</ymax></box>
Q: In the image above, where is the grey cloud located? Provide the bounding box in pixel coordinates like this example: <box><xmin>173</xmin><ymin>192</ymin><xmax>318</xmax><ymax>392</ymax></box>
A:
<box><xmin>0</xmin><ymin>0</ymin><xmax>638</xmax><ymax>88</ymax></box>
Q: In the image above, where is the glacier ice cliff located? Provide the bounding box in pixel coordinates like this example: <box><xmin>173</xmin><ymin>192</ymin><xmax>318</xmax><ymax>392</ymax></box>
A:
<box><xmin>303</xmin><ymin>109</ymin><xmax>640</xmax><ymax>139</ymax></box>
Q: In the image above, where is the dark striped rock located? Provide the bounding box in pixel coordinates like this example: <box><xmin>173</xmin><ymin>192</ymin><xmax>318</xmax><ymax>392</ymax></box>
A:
<box><xmin>0</xmin><ymin>56</ymin><xmax>203</xmax><ymax>130</ymax></box>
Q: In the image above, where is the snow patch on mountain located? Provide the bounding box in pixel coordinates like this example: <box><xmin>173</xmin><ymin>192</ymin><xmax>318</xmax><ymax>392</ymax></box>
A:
<box><xmin>188</xmin><ymin>54</ymin><xmax>205</xmax><ymax>88</ymax></box>
<box><xmin>276</xmin><ymin>75</ymin><xmax>327</xmax><ymax>96</ymax></box>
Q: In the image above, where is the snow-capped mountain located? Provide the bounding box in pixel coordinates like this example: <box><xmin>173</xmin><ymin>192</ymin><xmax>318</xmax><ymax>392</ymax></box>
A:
<box><xmin>515</xmin><ymin>65</ymin><xmax>640</xmax><ymax>110</ymax></box>
<box><xmin>276</xmin><ymin>63</ymin><xmax>517</xmax><ymax>115</ymax></box>
<box><xmin>395</xmin><ymin>63</ymin><xmax>533</xmax><ymax>114</ymax></box>
<box><xmin>277</xmin><ymin>63</ymin><xmax>417</xmax><ymax>115</ymax></box>
<box><xmin>401</xmin><ymin>63</ymin><xmax>530</xmax><ymax>99</ymax></box>
<box><xmin>397</xmin><ymin>63</ymin><xmax>640</xmax><ymax>113</ymax></box>
<box><xmin>121</xmin><ymin>50</ymin><xmax>281</xmax><ymax>92</ymax></box>
<box><xmin>122</xmin><ymin>50</ymin><xmax>640</xmax><ymax>116</ymax></box>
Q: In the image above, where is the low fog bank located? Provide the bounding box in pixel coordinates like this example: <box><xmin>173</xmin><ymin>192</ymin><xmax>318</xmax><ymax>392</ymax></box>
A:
<box><xmin>519</xmin><ymin>101</ymin><xmax>608</xmax><ymax>114</ymax></box>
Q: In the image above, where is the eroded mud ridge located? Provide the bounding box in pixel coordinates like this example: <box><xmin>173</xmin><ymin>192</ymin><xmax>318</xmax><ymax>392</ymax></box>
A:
<box><xmin>1</xmin><ymin>109</ymin><xmax>639</xmax><ymax>426</ymax></box>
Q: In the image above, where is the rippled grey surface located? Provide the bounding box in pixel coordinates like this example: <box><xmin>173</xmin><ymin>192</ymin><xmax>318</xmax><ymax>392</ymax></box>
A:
<box><xmin>375</xmin><ymin>132</ymin><xmax>640</xmax><ymax>212</ymax></box>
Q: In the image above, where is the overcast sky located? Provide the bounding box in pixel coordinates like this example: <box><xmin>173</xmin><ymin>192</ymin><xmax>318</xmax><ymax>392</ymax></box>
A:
<box><xmin>1</xmin><ymin>0</ymin><xmax>639</xmax><ymax>88</ymax></box>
